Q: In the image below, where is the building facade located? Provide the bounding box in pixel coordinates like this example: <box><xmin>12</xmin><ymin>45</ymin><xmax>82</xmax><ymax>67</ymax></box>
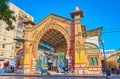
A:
<box><xmin>0</xmin><ymin>3</ymin><xmax>33</xmax><ymax>69</ymax></box>
<box><xmin>100</xmin><ymin>49</ymin><xmax>116</xmax><ymax>58</ymax></box>
<box><xmin>9</xmin><ymin>3</ymin><xmax>33</xmax><ymax>69</ymax></box>
<box><xmin>9</xmin><ymin>3</ymin><xmax>34</xmax><ymax>69</ymax></box>
<box><xmin>0</xmin><ymin>20</ymin><xmax>15</xmax><ymax>68</ymax></box>
<box><xmin>20</xmin><ymin>6</ymin><xmax>103</xmax><ymax>75</ymax></box>
<box><xmin>106</xmin><ymin>50</ymin><xmax>120</xmax><ymax>69</ymax></box>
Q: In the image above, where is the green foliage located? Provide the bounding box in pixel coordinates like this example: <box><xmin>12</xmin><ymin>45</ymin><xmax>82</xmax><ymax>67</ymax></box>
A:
<box><xmin>0</xmin><ymin>0</ymin><xmax>16</xmax><ymax>30</ymax></box>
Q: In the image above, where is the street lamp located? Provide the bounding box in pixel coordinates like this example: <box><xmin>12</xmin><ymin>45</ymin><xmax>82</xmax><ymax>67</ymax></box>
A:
<box><xmin>100</xmin><ymin>40</ymin><xmax>108</xmax><ymax>78</ymax></box>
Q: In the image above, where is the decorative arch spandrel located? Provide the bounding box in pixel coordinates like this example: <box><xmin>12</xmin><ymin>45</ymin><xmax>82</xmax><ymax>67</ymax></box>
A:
<box><xmin>31</xmin><ymin>18</ymin><xmax>71</xmax><ymax>58</ymax></box>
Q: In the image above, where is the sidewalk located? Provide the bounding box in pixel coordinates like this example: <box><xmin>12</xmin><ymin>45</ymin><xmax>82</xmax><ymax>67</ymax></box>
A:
<box><xmin>111</xmin><ymin>74</ymin><xmax>120</xmax><ymax>76</ymax></box>
<box><xmin>0</xmin><ymin>72</ymin><xmax>106</xmax><ymax>78</ymax></box>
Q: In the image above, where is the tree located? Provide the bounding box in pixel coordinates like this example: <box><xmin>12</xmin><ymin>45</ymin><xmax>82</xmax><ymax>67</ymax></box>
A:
<box><xmin>0</xmin><ymin>0</ymin><xmax>16</xmax><ymax>30</ymax></box>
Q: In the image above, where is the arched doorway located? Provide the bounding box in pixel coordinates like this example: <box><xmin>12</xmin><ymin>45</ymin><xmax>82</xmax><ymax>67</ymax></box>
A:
<box><xmin>32</xmin><ymin>22</ymin><xmax>71</xmax><ymax>58</ymax></box>
<box><xmin>30</xmin><ymin>21</ymin><xmax>72</xmax><ymax>73</ymax></box>
<box><xmin>36</xmin><ymin>29</ymin><xmax>68</xmax><ymax>73</ymax></box>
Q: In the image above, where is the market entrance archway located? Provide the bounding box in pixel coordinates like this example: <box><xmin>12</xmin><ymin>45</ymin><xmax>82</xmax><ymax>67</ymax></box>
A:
<box><xmin>20</xmin><ymin>7</ymin><xmax>103</xmax><ymax>75</ymax></box>
<box><xmin>32</xmin><ymin>22</ymin><xmax>71</xmax><ymax>73</ymax></box>
<box><xmin>22</xmin><ymin>14</ymin><xmax>74</xmax><ymax>73</ymax></box>
<box><xmin>36</xmin><ymin>29</ymin><xmax>68</xmax><ymax>73</ymax></box>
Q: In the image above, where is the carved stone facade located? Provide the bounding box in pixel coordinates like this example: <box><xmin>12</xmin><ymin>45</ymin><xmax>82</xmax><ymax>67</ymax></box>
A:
<box><xmin>21</xmin><ymin>7</ymin><xmax>103</xmax><ymax>75</ymax></box>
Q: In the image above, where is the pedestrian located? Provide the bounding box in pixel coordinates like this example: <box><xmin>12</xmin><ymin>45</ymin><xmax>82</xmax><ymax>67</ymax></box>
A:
<box><xmin>111</xmin><ymin>67</ymin><xmax>114</xmax><ymax>73</ymax></box>
<box><xmin>115</xmin><ymin>68</ymin><xmax>119</xmax><ymax>75</ymax></box>
<box><xmin>107</xmin><ymin>68</ymin><xmax>111</xmax><ymax>76</ymax></box>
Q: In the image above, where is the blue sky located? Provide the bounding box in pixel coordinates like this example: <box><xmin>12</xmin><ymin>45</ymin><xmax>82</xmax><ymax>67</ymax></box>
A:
<box><xmin>10</xmin><ymin>0</ymin><xmax>120</xmax><ymax>50</ymax></box>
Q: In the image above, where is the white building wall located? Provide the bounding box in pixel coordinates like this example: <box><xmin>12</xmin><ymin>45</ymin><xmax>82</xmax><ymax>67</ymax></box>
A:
<box><xmin>0</xmin><ymin>20</ymin><xmax>15</xmax><ymax>68</ymax></box>
<box><xmin>0</xmin><ymin>2</ymin><xmax>34</xmax><ymax>68</ymax></box>
<box><xmin>85</xmin><ymin>36</ymin><xmax>99</xmax><ymax>46</ymax></box>
<box><xmin>100</xmin><ymin>49</ymin><xmax>116</xmax><ymax>58</ymax></box>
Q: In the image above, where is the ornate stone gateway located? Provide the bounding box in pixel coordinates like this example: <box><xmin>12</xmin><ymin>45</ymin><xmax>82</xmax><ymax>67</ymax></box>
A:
<box><xmin>22</xmin><ymin>14</ymin><xmax>73</xmax><ymax>73</ymax></box>
<box><xmin>22</xmin><ymin>7</ymin><xmax>103</xmax><ymax>75</ymax></box>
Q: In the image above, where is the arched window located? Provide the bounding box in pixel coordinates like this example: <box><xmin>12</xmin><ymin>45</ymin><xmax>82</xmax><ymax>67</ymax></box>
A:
<box><xmin>90</xmin><ymin>57</ymin><xmax>94</xmax><ymax>65</ymax></box>
<box><xmin>94</xmin><ymin>57</ymin><xmax>98</xmax><ymax>65</ymax></box>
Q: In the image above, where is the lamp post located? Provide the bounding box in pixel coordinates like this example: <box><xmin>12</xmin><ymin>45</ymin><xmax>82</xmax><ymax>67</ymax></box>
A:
<box><xmin>100</xmin><ymin>40</ymin><xmax>108</xmax><ymax>78</ymax></box>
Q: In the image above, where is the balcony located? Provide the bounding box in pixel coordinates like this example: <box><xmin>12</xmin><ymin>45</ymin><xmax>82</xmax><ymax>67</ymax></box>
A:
<box><xmin>15</xmin><ymin>36</ymin><xmax>23</xmax><ymax>39</ymax></box>
<box><xmin>17</xmin><ymin>28</ymin><xmax>23</xmax><ymax>32</ymax></box>
<box><xmin>15</xmin><ymin>42</ymin><xmax>22</xmax><ymax>47</ymax></box>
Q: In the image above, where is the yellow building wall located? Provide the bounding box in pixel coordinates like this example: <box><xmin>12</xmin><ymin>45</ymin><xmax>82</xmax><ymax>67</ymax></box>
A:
<box><xmin>106</xmin><ymin>52</ymin><xmax>120</xmax><ymax>68</ymax></box>
<box><xmin>75</xmin><ymin>49</ymin><xmax>86</xmax><ymax>64</ymax></box>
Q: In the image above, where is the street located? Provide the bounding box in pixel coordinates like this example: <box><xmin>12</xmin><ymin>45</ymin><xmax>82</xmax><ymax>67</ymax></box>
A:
<box><xmin>0</xmin><ymin>76</ymin><xmax>120</xmax><ymax>79</ymax></box>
